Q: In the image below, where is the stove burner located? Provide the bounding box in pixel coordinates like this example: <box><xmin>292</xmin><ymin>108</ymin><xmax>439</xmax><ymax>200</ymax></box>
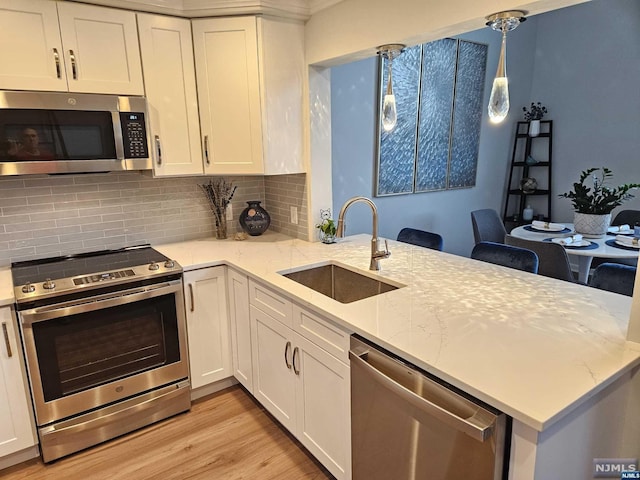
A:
<box><xmin>11</xmin><ymin>244</ymin><xmax>181</xmax><ymax>305</ymax></box>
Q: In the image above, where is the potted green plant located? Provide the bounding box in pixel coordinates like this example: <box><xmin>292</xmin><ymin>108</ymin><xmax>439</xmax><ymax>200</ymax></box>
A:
<box><xmin>522</xmin><ymin>102</ymin><xmax>547</xmax><ymax>137</ymax></box>
<box><xmin>558</xmin><ymin>167</ymin><xmax>640</xmax><ymax>237</ymax></box>
<box><xmin>316</xmin><ymin>209</ymin><xmax>337</xmax><ymax>244</ymax></box>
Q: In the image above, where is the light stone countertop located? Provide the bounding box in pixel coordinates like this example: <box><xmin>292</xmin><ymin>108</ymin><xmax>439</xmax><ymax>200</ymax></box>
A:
<box><xmin>1</xmin><ymin>234</ymin><xmax>637</xmax><ymax>433</ymax></box>
<box><xmin>154</xmin><ymin>233</ymin><xmax>640</xmax><ymax>433</ymax></box>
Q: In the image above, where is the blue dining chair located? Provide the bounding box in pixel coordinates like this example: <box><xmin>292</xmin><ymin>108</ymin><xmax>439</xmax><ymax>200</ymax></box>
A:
<box><xmin>611</xmin><ymin>209</ymin><xmax>640</xmax><ymax>227</ymax></box>
<box><xmin>470</xmin><ymin>241</ymin><xmax>539</xmax><ymax>274</ymax></box>
<box><xmin>470</xmin><ymin>209</ymin><xmax>507</xmax><ymax>244</ymax></box>
<box><xmin>397</xmin><ymin>227</ymin><xmax>444</xmax><ymax>251</ymax></box>
<box><xmin>589</xmin><ymin>263</ymin><xmax>636</xmax><ymax>296</ymax></box>
<box><xmin>505</xmin><ymin>235</ymin><xmax>576</xmax><ymax>283</ymax></box>
<box><xmin>590</xmin><ymin>209</ymin><xmax>640</xmax><ymax>270</ymax></box>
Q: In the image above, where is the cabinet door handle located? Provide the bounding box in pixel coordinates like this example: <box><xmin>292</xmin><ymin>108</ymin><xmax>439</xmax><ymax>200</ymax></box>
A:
<box><xmin>69</xmin><ymin>50</ymin><xmax>77</xmax><ymax>80</ymax></box>
<box><xmin>2</xmin><ymin>322</ymin><xmax>12</xmax><ymax>358</ymax></box>
<box><xmin>188</xmin><ymin>283</ymin><xmax>194</xmax><ymax>312</ymax></box>
<box><xmin>53</xmin><ymin>48</ymin><xmax>61</xmax><ymax>79</ymax></box>
<box><xmin>155</xmin><ymin>135</ymin><xmax>162</xmax><ymax>166</ymax></box>
<box><xmin>292</xmin><ymin>346</ymin><xmax>300</xmax><ymax>375</ymax></box>
<box><xmin>284</xmin><ymin>341</ymin><xmax>292</xmax><ymax>369</ymax></box>
<box><xmin>203</xmin><ymin>135</ymin><xmax>210</xmax><ymax>165</ymax></box>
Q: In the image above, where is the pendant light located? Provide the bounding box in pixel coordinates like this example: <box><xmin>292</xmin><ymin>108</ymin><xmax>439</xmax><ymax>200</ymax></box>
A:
<box><xmin>485</xmin><ymin>11</ymin><xmax>526</xmax><ymax>124</ymax></box>
<box><xmin>377</xmin><ymin>44</ymin><xmax>406</xmax><ymax>132</ymax></box>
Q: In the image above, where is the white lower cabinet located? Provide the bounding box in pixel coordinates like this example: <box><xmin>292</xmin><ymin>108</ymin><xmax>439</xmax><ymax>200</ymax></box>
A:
<box><xmin>251</xmin><ymin>305</ymin><xmax>297</xmax><ymax>431</ymax></box>
<box><xmin>183</xmin><ymin>267</ymin><xmax>231</xmax><ymax>390</ymax></box>
<box><xmin>0</xmin><ymin>306</ymin><xmax>37</xmax><ymax>459</ymax></box>
<box><xmin>249</xmin><ymin>280</ymin><xmax>351</xmax><ymax>480</ymax></box>
<box><xmin>293</xmin><ymin>331</ymin><xmax>351</xmax><ymax>480</ymax></box>
<box><xmin>227</xmin><ymin>268</ymin><xmax>253</xmax><ymax>393</ymax></box>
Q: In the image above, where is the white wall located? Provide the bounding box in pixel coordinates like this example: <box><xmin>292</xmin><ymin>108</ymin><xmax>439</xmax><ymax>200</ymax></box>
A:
<box><xmin>304</xmin><ymin>0</ymin><xmax>586</xmax><ymax>66</ymax></box>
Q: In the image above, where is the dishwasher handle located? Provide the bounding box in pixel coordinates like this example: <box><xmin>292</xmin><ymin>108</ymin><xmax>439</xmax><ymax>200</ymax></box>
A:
<box><xmin>349</xmin><ymin>350</ymin><xmax>497</xmax><ymax>443</ymax></box>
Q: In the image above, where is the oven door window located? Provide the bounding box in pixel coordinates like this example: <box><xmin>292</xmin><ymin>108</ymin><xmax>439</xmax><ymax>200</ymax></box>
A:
<box><xmin>0</xmin><ymin>109</ymin><xmax>116</xmax><ymax>161</ymax></box>
<box><xmin>32</xmin><ymin>294</ymin><xmax>180</xmax><ymax>402</ymax></box>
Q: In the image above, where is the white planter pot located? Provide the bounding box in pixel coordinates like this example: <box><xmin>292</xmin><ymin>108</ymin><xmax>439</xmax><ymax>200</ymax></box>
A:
<box><xmin>528</xmin><ymin>120</ymin><xmax>541</xmax><ymax>137</ymax></box>
<box><xmin>573</xmin><ymin>212</ymin><xmax>611</xmax><ymax>238</ymax></box>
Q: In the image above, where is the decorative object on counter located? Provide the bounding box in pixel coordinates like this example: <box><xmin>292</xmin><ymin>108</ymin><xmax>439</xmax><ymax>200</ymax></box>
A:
<box><xmin>316</xmin><ymin>208</ymin><xmax>337</xmax><ymax>244</ymax></box>
<box><xmin>522</xmin><ymin>102</ymin><xmax>547</xmax><ymax>137</ymax></box>
<box><xmin>234</xmin><ymin>232</ymin><xmax>248</xmax><ymax>241</ymax></box>
<box><xmin>485</xmin><ymin>10</ymin><xmax>527</xmax><ymax>123</ymax></box>
<box><xmin>239</xmin><ymin>200</ymin><xmax>270</xmax><ymax>236</ymax></box>
<box><xmin>559</xmin><ymin>167</ymin><xmax>640</xmax><ymax>237</ymax></box>
<box><xmin>200</xmin><ymin>178</ymin><xmax>237</xmax><ymax>240</ymax></box>
<box><xmin>519</xmin><ymin>177</ymin><xmax>538</xmax><ymax>194</ymax></box>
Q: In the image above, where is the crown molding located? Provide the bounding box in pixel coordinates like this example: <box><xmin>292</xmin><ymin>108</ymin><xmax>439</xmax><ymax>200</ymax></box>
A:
<box><xmin>66</xmin><ymin>0</ymin><xmax>343</xmax><ymax>19</ymax></box>
<box><xmin>182</xmin><ymin>0</ymin><xmax>309</xmax><ymax>19</ymax></box>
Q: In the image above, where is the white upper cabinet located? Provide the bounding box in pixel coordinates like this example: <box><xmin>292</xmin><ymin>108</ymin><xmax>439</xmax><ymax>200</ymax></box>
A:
<box><xmin>56</xmin><ymin>2</ymin><xmax>143</xmax><ymax>95</ymax></box>
<box><xmin>0</xmin><ymin>0</ymin><xmax>67</xmax><ymax>91</ymax></box>
<box><xmin>0</xmin><ymin>0</ymin><xmax>143</xmax><ymax>95</ymax></box>
<box><xmin>192</xmin><ymin>16</ymin><xmax>304</xmax><ymax>175</ymax></box>
<box><xmin>137</xmin><ymin>13</ymin><xmax>203</xmax><ymax>176</ymax></box>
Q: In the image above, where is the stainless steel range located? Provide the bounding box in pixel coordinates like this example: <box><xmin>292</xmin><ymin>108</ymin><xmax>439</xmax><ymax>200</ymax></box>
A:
<box><xmin>11</xmin><ymin>245</ymin><xmax>190</xmax><ymax>463</ymax></box>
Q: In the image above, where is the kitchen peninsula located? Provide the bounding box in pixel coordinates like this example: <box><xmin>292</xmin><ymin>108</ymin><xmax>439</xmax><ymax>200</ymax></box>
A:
<box><xmin>153</xmin><ymin>233</ymin><xmax>640</xmax><ymax>480</ymax></box>
<box><xmin>2</xmin><ymin>233</ymin><xmax>639</xmax><ymax>479</ymax></box>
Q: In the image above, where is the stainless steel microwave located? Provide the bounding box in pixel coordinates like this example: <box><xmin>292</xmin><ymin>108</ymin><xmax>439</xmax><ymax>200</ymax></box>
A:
<box><xmin>0</xmin><ymin>91</ymin><xmax>151</xmax><ymax>175</ymax></box>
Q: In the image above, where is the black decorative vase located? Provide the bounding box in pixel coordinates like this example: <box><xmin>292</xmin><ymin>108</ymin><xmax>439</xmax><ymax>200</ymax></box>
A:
<box><xmin>239</xmin><ymin>200</ymin><xmax>271</xmax><ymax>236</ymax></box>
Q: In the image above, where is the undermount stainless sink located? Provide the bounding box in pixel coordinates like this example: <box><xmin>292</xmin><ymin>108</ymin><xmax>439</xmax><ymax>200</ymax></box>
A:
<box><xmin>280</xmin><ymin>262</ymin><xmax>404</xmax><ymax>304</ymax></box>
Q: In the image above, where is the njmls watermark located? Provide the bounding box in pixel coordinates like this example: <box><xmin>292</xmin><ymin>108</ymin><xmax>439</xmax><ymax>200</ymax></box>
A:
<box><xmin>593</xmin><ymin>458</ymin><xmax>638</xmax><ymax>478</ymax></box>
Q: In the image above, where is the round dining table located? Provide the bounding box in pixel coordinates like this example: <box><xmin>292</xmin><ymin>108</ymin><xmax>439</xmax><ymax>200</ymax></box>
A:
<box><xmin>510</xmin><ymin>224</ymin><xmax>639</xmax><ymax>283</ymax></box>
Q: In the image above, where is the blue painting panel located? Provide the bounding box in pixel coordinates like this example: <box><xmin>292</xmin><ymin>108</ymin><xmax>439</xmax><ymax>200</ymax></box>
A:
<box><xmin>415</xmin><ymin>38</ymin><xmax>457</xmax><ymax>192</ymax></box>
<box><xmin>375</xmin><ymin>45</ymin><xmax>421</xmax><ymax>196</ymax></box>
<box><xmin>448</xmin><ymin>40</ymin><xmax>488</xmax><ymax>189</ymax></box>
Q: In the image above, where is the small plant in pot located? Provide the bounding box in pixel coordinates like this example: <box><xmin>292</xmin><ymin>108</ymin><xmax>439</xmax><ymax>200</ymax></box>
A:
<box><xmin>558</xmin><ymin>167</ymin><xmax>640</xmax><ymax>237</ymax></box>
<box><xmin>316</xmin><ymin>208</ymin><xmax>337</xmax><ymax>244</ymax></box>
<box><xmin>522</xmin><ymin>102</ymin><xmax>547</xmax><ymax>137</ymax></box>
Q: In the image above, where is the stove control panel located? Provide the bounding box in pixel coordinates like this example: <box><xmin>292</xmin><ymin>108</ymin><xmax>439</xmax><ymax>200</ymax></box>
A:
<box><xmin>73</xmin><ymin>269</ymin><xmax>135</xmax><ymax>286</ymax></box>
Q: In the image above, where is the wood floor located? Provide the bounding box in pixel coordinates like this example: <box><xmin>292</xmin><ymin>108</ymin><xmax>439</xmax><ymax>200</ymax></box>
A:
<box><xmin>1</xmin><ymin>386</ymin><xmax>334</xmax><ymax>480</ymax></box>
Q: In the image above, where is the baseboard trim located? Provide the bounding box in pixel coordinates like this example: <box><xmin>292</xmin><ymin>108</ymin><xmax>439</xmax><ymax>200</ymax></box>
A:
<box><xmin>190</xmin><ymin>377</ymin><xmax>238</xmax><ymax>401</ymax></box>
<box><xmin>0</xmin><ymin>445</ymin><xmax>40</xmax><ymax>471</ymax></box>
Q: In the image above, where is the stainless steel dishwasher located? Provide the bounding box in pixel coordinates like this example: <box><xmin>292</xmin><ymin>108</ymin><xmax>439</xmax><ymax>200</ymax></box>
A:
<box><xmin>350</xmin><ymin>335</ymin><xmax>509</xmax><ymax>480</ymax></box>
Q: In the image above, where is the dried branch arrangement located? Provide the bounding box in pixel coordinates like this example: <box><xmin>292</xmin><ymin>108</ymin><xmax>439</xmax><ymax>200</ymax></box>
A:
<box><xmin>200</xmin><ymin>178</ymin><xmax>237</xmax><ymax>231</ymax></box>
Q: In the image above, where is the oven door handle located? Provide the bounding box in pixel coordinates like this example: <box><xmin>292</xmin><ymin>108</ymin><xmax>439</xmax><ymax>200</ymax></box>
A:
<box><xmin>20</xmin><ymin>281</ymin><xmax>182</xmax><ymax>325</ymax></box>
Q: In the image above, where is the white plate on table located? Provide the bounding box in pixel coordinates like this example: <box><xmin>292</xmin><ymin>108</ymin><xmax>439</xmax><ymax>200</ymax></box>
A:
<box><xmin>615</xmin><ymin>239</ymin><xmax>640</xmax><ymax>249</ymax></box>
<box><xmin>551</xmin><ymin>238</ymin><xmax>590</xmax><ymax>247</ymax></box>
<box><xmin>530</xmin><ymin>223</ymin><xmax>567</xmax><ymax>232</ymax></box>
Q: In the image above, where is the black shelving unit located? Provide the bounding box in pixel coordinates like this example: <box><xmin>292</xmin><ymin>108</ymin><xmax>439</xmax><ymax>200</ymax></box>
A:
<box><xmin>503</xmin><ymin>120</ymin><xmax>553</xmax><ymax>229</ymax></box>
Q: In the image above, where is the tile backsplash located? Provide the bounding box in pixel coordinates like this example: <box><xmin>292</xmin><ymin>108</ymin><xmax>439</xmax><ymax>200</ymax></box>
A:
<box><xmin>0</xmin><ymin>172</ymin><xmax>308</xmax><ymax>266</ymax></box>
<box><xmin>265</xmin><ymin>174</ymin><xmax>308</xmax><ymax>239</ymax></box>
